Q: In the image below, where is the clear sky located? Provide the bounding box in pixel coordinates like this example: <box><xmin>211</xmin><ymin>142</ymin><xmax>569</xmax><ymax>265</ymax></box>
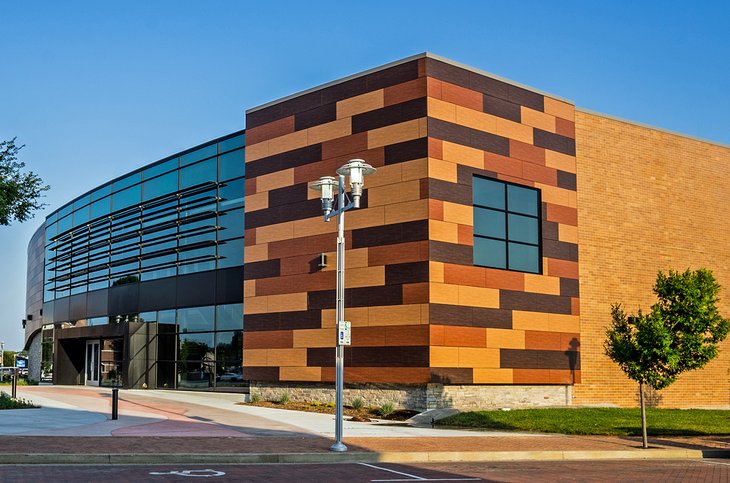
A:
<box><xmin>0</xmin><ymin>1</ymin><xmax>728</xmax><ymax>350</ymax></box>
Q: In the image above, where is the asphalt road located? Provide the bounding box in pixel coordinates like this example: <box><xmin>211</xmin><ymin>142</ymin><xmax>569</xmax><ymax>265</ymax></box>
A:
<box><xmin>0</xmin><ymin>460</ymin><xmax>727</xmax><ymax>482</ymax></box>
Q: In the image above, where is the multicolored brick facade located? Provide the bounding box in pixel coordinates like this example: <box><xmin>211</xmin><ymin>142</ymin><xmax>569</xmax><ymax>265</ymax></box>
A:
<box><xmin>243</xmin><ymin>54</ymin><xmax>582</xmax><ymax>399</ymax></box>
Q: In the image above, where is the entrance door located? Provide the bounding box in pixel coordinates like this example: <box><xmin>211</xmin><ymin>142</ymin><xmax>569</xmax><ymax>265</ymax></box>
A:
<box><xmin>85</xmin><ymin>340</ymin><xmax>100</xmax><ymax>386</ymax></box>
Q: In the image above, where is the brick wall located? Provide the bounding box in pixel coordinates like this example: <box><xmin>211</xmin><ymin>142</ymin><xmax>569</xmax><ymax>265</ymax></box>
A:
<box><xmin>574</xmin><ymin>110</ymin><xmax>730</xmax><ymax>408</ymax></box>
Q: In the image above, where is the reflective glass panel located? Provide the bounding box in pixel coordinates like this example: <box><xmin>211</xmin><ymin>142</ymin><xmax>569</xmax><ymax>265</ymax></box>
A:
<box><xmin>73</xmin><ymin>194</ymin><xmax>91</xmax><ymax>211</ymax></box>
<box><xmin>143</xmin><ymin>158</ymin><xmax>178</xmax><ymax>180</ymax></box>
<box><xmin>57</xmin><ymin>215</ymin><xmax>72</xmax><ymax>235</ymax></box>
<box><xmin>218</xmin><ymin>178</ymin><xmax>244</xmax><ymax>211</ymax></box>
<box><xmin>58</xmin><ymin>203</ymin><xmax>73</xmax><ymax>220</ymax></box>
<box><xmin>217</xmin><ymin>134</ymin><xmax>245</xmax><ymax>153</ymax></box>
<box><xmin>180</xmin><ymin>158</ymin><xmax>216</xmax><ymax>189</ymax></box>
<box><xmin>217</xmin><ymin>238</ymin><xmax>244</xmax><ymax>269</ymax></box>
<box><xmin>113</xmin><ymin>172</ymin><xmax>141</xmax><ymax>192</ymax></box>
<box><xmin>178</xmin><ymin>306</ymin><xmax>215</xmax><ymax>333</ymax></box>
<box><xmin>216</xmin><ymin>331</ymin><xmax>243</xmax><ymax>362</ymax></box>
<box><xmin>218</xmin><ymin>149</ymin><xmax>245</xmax><ymax>181</ymax></box>
<box><xmin>217</xmin><ymin>208</ymin><xmax>244</xmax><ymax>241</ymax></box>
<box><xmin>180</xmin><ymin>144</ymin><xmax>217</xmax><ymax>166</ymax></box>
<box><xmin>178</xmin><ymin>246</ymin><xmax>216</xmax><ymax>274</ymax></box>
<box><xmin>90</xmin><ymin>197</ymin><xmax>111</xmax><ymax>220</ymax></box>
<box><xmin>216</xmin><ymin>303</ymin><xmax>243</xmax><ymax>331</ymax></box>
<box><xmin>143</xmin><ymin>171</ymin><xmax>178</xmax><ymax>201</ymax></box>
<box><xmin>139</xmin><ymin>311</ymin><xmax>156</xmax><ymax>323</ymax></box>
<box><xmin>473</xmin><ymin>237</ymin><xmax>506</xmax><ymax>269</ymax></box>
<box><xmin>507</xmin><ymin>184</ymin><xmax>539</xmax><ymax>216</ymax></box>
<box><xmin>507</xmin><ymin>213</ymin><xmax>539</xmax><ymax>244</ymax></box>
<box><xmin>473</xmin><ymin>177</ymin><xmax>505</xmax><ymax>209</ymax></box>
<box><xmin>112</xmin><ymin>184</ymin><xmax>142</xmax><ymax>211</ymax></box>
<box><xmin>72</xmin><ymin>206</ymin><xmax>90</xmax><ymax>226</ymax></box>
<box><xmin>473</xmin><ymin>207</ymin><xmax>505</xmax><ymax>239</ymax></box>
<box><xmin>508</xmin><ymin>243</ymin><xmax>540</xmax><ymax>273</ymax></box>
<box><xmin>158</xmin><ymin>309</ymin><xmax>176</xmax><ymax>325</ymax></box>
<box><xmin>178</xmin><ymin>332</ymin><xmax>215</xmax><ymax>361</ymax></box>
<box><xmin>91</xmin><ymin>184</ymin><xmax>112</xmax><ymax>201</ymax></box>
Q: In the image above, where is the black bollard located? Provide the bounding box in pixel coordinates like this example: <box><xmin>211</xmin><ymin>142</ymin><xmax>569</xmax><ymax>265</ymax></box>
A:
<box><xmin>111</xmin><ymin>387</ymin><xmax>119</xmax><ymax>420</ymax></box>
<box><xmin>11</xmin><ymin>368</ymin><xmax>17</xmax><ymax>399</ymax></box>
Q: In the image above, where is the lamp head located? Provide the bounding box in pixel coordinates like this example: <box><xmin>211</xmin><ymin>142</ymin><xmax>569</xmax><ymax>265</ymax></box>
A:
<box><xmin>336</xmin><ymin>159</ymin><xmax>376</xmax><ymax>208</ymax></box>
<box><xmin>309</xmin><ymin>176</ymin><xmax>338</xmax><ymax>216</ymax></box>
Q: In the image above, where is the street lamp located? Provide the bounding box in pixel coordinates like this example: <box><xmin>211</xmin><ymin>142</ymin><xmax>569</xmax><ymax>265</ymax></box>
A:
<box><xmin>310</xmin><ymin>158</ymin><xmax>376</xmax><ymax>452</ymax></box>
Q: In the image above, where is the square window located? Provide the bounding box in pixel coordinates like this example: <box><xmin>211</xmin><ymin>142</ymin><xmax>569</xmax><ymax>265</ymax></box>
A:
<box><xmin>473</xmin><ymin>176</ymin><xmax>541</xmax><ymax>274</ymax></box>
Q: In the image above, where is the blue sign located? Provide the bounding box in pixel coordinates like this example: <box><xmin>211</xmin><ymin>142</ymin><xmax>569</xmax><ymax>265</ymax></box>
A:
<box><xmin>15</xmin><ymin>359</ymin><xmax>27</xmax><ymax>368</ymax></box>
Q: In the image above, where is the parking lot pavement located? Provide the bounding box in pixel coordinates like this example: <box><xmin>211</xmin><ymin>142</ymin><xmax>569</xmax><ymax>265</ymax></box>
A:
<box><xmin>0</xmin><ymin>460</ymin><xmax>727</xmax><ymax>483</ymax></box>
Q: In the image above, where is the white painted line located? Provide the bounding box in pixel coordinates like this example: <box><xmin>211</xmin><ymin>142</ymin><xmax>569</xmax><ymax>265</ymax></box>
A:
<box><xmin>358</xmin><ymin>462</ymin><xmax>427</xmax><ymax>480</ymax></box>
<box><xmin>700</xmin><ymin>460</ymin><xmax>730</xmax><ymax>467</ymax></box>
<box><xmin>149</xmin><ymin>469</ymin><xmax>226</xmax><ymax>477</ymax></box>
<box><xmin>358</xmin><ymin>462</ymin><xmax>480</xmax><ymax>482</ymax></box>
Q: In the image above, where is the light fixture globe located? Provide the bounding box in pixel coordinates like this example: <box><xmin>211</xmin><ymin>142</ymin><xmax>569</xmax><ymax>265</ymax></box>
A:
<box><xmin>336</xmin><ymin>159</ymin><xmax>376</xmax><ymax>208</ymax></box>
<box><xmin>309</xmin><ymin>176</ymin><xmax>338</xmax><ymax>216</ymax></box>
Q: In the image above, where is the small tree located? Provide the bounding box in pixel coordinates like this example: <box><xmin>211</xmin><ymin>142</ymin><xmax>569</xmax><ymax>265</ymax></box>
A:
<box><xmin>0</xmin><ymin>138</ymin><xmax>49</xmax><ymax>225</ymax></box>
<box><xmin>605</xmin><ymin>268</ymin><xmax>729</xmax><ymax>448</ymax></box>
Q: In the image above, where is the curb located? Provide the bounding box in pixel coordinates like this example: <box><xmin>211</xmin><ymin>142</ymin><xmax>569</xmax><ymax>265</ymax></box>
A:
<box><xmin>0</xmin><ymin>449</ymin><xmax>727</xmax><ymax>465</ymax></box>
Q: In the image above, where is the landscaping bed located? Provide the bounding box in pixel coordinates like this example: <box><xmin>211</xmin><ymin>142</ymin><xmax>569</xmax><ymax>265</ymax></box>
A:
<box><xmin>437</xmin><ymin>407</ymin><xmax>730</xmax><ymax>436</ymax></box>
<box><xmin>0</xmin><ymin>392</ymin><xmax>37</xmax><ymax>410</ymax></box>
<box><xmin>243</xmin><ymin>399</ymin><xmax>419</xmax><ymax>422</ymax></box>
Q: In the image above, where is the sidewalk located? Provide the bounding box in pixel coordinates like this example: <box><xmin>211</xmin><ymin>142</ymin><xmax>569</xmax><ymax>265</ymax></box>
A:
<box><xmin>0</xmin><ymin>385</ymin><xmax>726</xmax><ymax>464</ymax></box>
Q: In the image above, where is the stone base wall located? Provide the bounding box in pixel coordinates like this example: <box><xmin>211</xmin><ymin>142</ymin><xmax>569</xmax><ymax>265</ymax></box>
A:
<box><xmin>249</xmin><ymin>382</ymin><xmax>573</xmax><ymax>411</ymax></box>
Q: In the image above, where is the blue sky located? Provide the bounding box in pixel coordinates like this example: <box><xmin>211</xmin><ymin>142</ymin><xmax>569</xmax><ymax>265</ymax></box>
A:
<box><xmin>0</xmin><ymin>1</ymin><xmax>728</xmax><ymax>349</ymax></box>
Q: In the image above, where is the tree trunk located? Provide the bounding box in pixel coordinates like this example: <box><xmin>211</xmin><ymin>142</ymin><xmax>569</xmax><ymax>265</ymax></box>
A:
<box><xmin>639</xmin><ymin>381</ymin><xmax>648</xmax><ymax>449</ymax></box>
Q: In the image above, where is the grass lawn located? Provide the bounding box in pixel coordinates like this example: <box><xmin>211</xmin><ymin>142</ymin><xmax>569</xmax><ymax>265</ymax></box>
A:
<box><xmin>0</xmin><ymin>393</ymin><xmax>37</xmax><ymax>410</ymax></box>
<box><xmin>437</xmin><ymin>408</ymin><xmax>730</xmax><ymax>436</ymax></box>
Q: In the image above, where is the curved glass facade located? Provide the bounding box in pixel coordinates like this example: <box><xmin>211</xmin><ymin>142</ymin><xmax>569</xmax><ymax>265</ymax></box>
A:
<box><xmin>35</xmin><ymin>131</ymin><xmax>246</xmax><ymax>391</ymax></box>
<box><xmin>43</xmin><ymin>133</ymin><xmax>245</xmax><ymax>300</ymax></box>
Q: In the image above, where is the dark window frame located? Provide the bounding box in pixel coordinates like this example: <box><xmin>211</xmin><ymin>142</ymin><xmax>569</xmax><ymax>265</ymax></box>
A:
<box><xmin>472</xmin><ymin>175</ymin><xmax>542</xmax><ymax>274</ymax></box>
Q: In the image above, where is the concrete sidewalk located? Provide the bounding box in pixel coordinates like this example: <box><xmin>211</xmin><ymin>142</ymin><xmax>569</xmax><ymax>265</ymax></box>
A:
<box><xmin>0</xmin><ymin>385</ymin><xmax>726</xmax><ymax>464</ymax></box>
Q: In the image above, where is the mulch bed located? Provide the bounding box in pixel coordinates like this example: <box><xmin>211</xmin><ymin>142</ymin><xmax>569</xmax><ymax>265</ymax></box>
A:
<box><xmin>240</xmin><ymin>400</ymin><xmax>419</xmax><ymax>422</ymax></box>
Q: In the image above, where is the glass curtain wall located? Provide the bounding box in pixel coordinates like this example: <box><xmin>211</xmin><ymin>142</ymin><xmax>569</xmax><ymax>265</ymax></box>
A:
<box><xmin>138</xmin><ymin>303</ymin><xmax>243</xmax><ymax>390</ymax></box>
<box><xmin>43</xmin><ymin>133</ymin><xmax>245</xmax><ymax>300</ymax></box>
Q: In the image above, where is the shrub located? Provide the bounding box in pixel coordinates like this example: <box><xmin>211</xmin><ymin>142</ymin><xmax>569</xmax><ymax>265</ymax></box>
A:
<box><xmin>279</xmin><ymin>392</ymin><xmax>290</xmax><ymax>405</ymax></box>
<box><xmin>250</xmin><ymin>393</ymin><xmax>261</xmax><ymax>403</ymax></box>
<box><xmin>379</xmin><ymin>402</ymin><xmax>395</xmax><ymax>417</ymax></box>
<box><xmin>351</xmin><ymin>397</ymin><xmax>364</xmax><ymax>411</ymax></box>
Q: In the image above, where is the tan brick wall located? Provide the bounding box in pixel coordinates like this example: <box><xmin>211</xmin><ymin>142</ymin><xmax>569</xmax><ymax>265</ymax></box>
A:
<box><xmin>574</xmin><ymin>110</ymin><xmax>730</xmax><ymax>408</ymax></box>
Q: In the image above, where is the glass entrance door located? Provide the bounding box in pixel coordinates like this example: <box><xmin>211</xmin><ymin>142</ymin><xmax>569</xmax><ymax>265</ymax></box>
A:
<box><xmin>85</xmin><ymin>340</ymin><xmax>100</xmax><ymax>386</ymax></box>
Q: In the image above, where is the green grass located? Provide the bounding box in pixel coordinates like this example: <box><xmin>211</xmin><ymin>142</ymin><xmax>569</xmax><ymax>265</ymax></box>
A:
<box><xmin>437</xmin><ymin>408</ymin><xmax>730</xmax><ymax>436</ymax></box>
<box><xmin>0</xmin><ymin>378</ymin><xmax>38</xmax><ymax>386</ymax></box>
<box><xmin>0</xmin><ymin>393</ymin><xmax>38</xmax><ymax>410</ymax></box>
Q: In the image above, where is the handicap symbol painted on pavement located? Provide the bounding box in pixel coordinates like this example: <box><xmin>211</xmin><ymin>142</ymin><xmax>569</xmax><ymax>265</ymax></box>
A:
<box><xmin>149</xmin><ymin>469</ymin><xmax>226</xmax><ymax>477</ymax></box>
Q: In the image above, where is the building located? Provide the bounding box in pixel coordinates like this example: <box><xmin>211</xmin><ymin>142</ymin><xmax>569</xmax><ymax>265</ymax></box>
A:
<box><xmin>24</xmin><ymin>131</ymin><xmax>245</xmax><ymax>390</ymax></box>
<box><xmin>24</xmin><ymin>53</ymin><xmax>730</xmax><ymax>408</ymax></box>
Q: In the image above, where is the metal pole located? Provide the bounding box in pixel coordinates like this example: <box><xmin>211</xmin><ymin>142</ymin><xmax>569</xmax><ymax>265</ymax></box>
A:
<box><xmin>112</xmin><ymin>387</ymin><xmax>119</xmax><ymax>420</ymax></box>
<box><xmin>12</xmin><ymin>368</ymin><xmax>17</xmax><ymax>399</ymax></box>
<box><xmin>331</xmin><ymin>175</ymin><xmax>347</xmax><ymax>452</ymax></box>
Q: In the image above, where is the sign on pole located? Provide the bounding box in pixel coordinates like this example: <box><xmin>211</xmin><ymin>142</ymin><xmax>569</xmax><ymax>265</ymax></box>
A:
<box><xmin>338</xmin><ymin>321</ymin><xmax>351</xmax><ymax>346</ymax></box>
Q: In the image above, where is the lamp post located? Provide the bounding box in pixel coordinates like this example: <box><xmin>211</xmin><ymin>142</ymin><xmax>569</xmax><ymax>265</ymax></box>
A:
<box><xmin>310</xmin><ymin>159</ymin><xmax>376</xmax><ymax>452</ymax></box>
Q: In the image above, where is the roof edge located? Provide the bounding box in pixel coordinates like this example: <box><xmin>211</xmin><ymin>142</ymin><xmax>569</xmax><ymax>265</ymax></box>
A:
<box><xmin>246</xmin><ymin>52</ymin><xmax>573</xmax><ymax>115</ymax></box>
<box><xmin>576</xmin><ymin>107</ymin><xmax>730</xmax><ymax>150</ymax></box>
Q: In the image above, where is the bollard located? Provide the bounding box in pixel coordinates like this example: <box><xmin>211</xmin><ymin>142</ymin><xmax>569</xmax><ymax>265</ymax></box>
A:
<box><xmin>111</xmin><ymin>387</ymin><xmax>119</xmax><ymax>420</ymax></box>
<box><xmin>11</xmin><ymin>368</ymin><xmax>17</xmax><ymax>399</ymax></box>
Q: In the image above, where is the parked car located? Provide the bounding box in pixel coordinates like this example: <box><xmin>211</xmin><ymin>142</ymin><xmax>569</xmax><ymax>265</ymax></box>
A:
<box><xmin>216</xmin><ymin>372</ymin><xmax>244</xmax><ymax>382</ymax></box>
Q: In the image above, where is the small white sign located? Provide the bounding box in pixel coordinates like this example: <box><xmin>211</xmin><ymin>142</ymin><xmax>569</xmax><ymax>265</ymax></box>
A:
<box><xmin>338</xmin><ymin>321</ymin><xmax>351</xmax><ymax>346</ymax></box>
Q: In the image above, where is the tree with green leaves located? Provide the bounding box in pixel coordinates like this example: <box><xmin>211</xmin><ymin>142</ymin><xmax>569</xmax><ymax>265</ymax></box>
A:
<box><xmin>0</xmin><ymin>138</ymin><xmax>49</xmax><ymax>225</ymax></box>
<box><xmin>605</xmin><ymin>268</ymin><xmax>729</xmax><ymax>448</ymax></box>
